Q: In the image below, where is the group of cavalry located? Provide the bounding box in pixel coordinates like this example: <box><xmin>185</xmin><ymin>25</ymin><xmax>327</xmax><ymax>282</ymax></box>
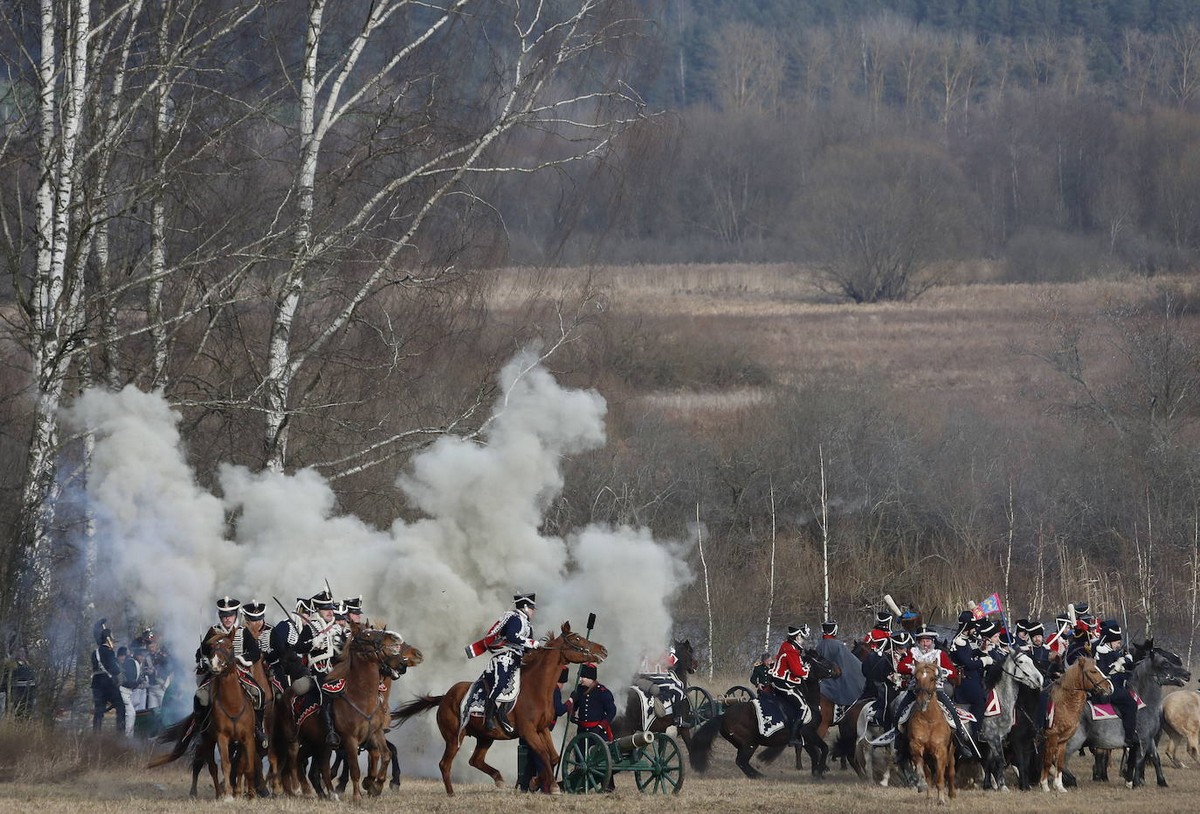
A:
<box><xmin>687</xmin><ymin>600</ymin><xmax>1197</xmax><ymax>804</ymax></box>
<box><xmin>138</xmin><ymin>587</ymin><xmax>1200</xmax><ymax>803</ymax></box>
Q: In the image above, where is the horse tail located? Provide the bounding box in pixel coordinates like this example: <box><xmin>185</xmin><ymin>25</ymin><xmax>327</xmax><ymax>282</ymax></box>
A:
<box><xmin>146</xmin><ymin>714</ymin><xmax>197</xmax><ymax>768</ymax></box>
<box><xmin>391</xmin><ymin>695</ymin><xmax>443</xmax><ymax>728</ymax></box>
<box><xmin>688</xmin><ymin>713</ymin><xmax>723</xmax><ymax>773</ymax></box>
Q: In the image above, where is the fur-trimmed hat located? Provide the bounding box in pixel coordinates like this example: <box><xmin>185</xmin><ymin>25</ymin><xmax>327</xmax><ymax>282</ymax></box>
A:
<box><xmin>513</xmin><ymin>592</ymin><xmax>536</xmax><ymax>610</ymax></box>
<box><xmin>216</xmin><ymin>596</ymin><xmax>241</xmax><ymax>614</ymax></box>
<box><xmin>580</xmin><ymin>663</ymin><xmax>597</xmax><ymax>680</ymax></box>
<box><xmin>914</xmin><ymin>626</ymin><xmax>938</xmax><ymax>641</ymax></box>
<box><xmin>310</xmin><ymin>590</ymin><xmax>335</xmax><ymax>611</ymax></box>
<box><xmin>821</xmin><ymin>620</ymin><xmax>838</xmax><ymax>636</ymax></box>
<box><xmin>242</xmin><ymin>601</ymin><xmax>266</xmax><ymax>620</ymax></box>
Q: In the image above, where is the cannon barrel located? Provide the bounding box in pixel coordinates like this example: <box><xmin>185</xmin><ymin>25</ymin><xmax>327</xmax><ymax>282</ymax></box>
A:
<box><xmin>613</xmin><ymin>731</ymin><xmax>655</xmax><ymax>753</ymax></box>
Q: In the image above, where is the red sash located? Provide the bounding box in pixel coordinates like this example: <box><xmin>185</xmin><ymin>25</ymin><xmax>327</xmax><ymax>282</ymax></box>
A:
<box><xmin>579</xmin><ymin>720</ymin><xmax>614</xmax><ymax>741</ymax></box>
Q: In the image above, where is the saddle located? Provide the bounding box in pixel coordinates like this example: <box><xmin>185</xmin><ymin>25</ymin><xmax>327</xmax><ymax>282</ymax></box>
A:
<box><xmin>1088</xmin><ymin>692</ymin><xmax>1146</xmax><ymax>720</ymax></box>
<box><xmin>752</xmin><ymin>691</ymin><xmax>810</xmax><ymax>738</ymax></box>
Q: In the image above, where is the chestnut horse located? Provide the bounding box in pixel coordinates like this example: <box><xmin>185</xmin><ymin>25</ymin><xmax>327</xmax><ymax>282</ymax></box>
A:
<box><xmin>907</xmin><ymin>660</ymin><xmax>955</xmax><ymax>804</ymax></box>
<box><xmin>391</xmin><ymin>621</ymin><xmax>607</xmax><ymax>795</ymax></box>
<box><xmin>280</xmin><ymin>626</ymin><xmax>422</xmax><ymax>801</ymax></box>
<box><xmin>1039</xmin><ymin>656</ymin><xmax>1113</xmax><ymax>792</ymax></box>
<box><xmin>149</xmin><ymin>628</ymin><xmax>257</xmax><ymax>800</ymax></box>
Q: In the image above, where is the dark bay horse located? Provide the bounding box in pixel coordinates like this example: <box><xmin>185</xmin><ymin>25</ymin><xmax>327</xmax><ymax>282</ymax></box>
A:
<box><xmin>149</xmin><ymin>628</ymin><xmax>258</xmax><ymax>800</ymax></box>
<box><xmin>391</xmin><ymin>622</ymin><xmax>607</xmax><ymax>795</ymax></box>
<box><xmin>1065</xmin><ymin>641</ymin><xmax>1189</xmax><ymax>788</ymax></box>
<box><xmin>1040</xmin><ymin>656</ymin><xmax>1113</xmax><ymax>792</ymax></box>
<box><xmin>908</xmin><ymin>661</ymin><xmax>955</xmax><ymax>804</ymax></box>
<box><xmin>613</xmin><ymin>639</ymin><xmax>698</xmax><ymax>745</ymax></box>
<box><xmin>688</xmin><ymin>650</ymin><xmax>839</xmax><ymax>779</ymax></box>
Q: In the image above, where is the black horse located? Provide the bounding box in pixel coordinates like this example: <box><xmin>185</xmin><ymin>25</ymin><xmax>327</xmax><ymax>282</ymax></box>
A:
<box><xmin>688</xmin><ymin>650</ymin><xmax>839</xmax><ymax>779</ymax></box>
<box><xmin>613</xmin><ymin>639</ymin><xmax>699</xmax><ymax>747</ymax></box>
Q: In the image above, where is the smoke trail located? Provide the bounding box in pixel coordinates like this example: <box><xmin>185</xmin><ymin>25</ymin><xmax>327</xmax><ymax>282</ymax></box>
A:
<box><xmin>69</xmin><ymin>350</ymin><xmax>692</xmax><ymax>778</ymax></box>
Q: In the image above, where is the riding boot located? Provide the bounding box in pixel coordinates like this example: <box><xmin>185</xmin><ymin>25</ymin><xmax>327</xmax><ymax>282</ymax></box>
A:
<box><xmin>493</xmin><ymin>700</ymin><xmax>516</xmax><ymax>737</ymax></box>
<box><xmin>321</xmin><ymin>700</ymin><xmax>340</xmax><ymax>747</ymax></box>
<box><xmin>255</xmin><ymin>707</ymin><xmax>268</xmax><ymax>752</ymax></box>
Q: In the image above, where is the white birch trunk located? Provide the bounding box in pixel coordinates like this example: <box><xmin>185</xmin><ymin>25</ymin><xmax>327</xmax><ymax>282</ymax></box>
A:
<box><xmin>695</xmin><ymin>502</ymin><xmax>714</xmax><ymax>681</ymax></box>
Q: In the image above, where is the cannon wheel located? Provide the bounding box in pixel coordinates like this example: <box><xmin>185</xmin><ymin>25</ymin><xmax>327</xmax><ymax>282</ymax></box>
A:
<box><xmin>634</xmin><ymin>733</ymin><xmax>685</xmax><ymax>794</ymax></box>
<box><xmin>723</xmin><ymin>684</ymin><xmax>755</xmax><ymax>702</ymax></box>
<box><xmin>561</xmin><ymin>731</ymin><xmax>612</xmax><ymax>794</ymax></box>
<box><xmin>684</xmin><ymin>685</ymin><xmax>716</xmax><ymax>726</ymax></box>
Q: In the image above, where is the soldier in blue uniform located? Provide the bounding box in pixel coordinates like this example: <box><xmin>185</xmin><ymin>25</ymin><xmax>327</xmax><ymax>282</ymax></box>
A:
<box><xmin>467</xmin><ymin>592</ymin><xmax>542</xmax><ymax>736</ymax></box>
<box><xmin>570</xmin><ymin>663</ymin><xmax>616</xmax><ymax>740</ymax></box>
<box><xmin>1015</xmin><ymin>619</ymin><xmax>1052</xmax><ymax>675</ymax></box>
<box><xmin>90</xmin><ymin>619</ymin><xmax>124</xmax><ymax>733</ymax></box>
<box><xmin>952</xmin><ymin>618</ymin><xmax>1006</xmax><ymax>747</ymax></box>
<box><xmin>1094</xmin><ymin>622</ymin><xmax>1138</xmax><ymax>750</ymax></box>
<box><xmin>195</xmin><ymin>596</ymin><xmax>267</xmax><ymax>748</ymax></box>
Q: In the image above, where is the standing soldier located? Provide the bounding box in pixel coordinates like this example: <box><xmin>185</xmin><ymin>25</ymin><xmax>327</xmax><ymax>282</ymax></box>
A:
<box><xmin>466</xmin><ymin>592</ymin><xmax>542</xmax><ymax>736</ymax></box>
<box><xmin>570</xmin><ymin>663</ymin><xmax>616</xmax><ymax>740</ymax></box>
<box><xmin>117</xmin><ymin>646</ymin><xmax>140</xmax><ymax>737</ymax></box>
<box><xmin>90</xmin><ymin>619</ymin><xmax>124</xmax><ymax>733</ymax></box>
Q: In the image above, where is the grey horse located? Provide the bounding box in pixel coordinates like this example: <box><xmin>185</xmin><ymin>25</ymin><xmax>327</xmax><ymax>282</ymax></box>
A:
<box><xmin>977</xmin><ymin>649</ymin><xmax>1044</xmax><ymax>791</ymax></box>
<box><xmin>1064</xmin><ymin>641</ymin><xmax>1191</xmax><ymax>788</ymax></box>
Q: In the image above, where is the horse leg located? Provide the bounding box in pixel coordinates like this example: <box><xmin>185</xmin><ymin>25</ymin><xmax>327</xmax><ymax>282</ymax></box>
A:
<box><xmin>734</xmin><ymin>744</ymin><xmax>763</xmax><ymax>779</ymax></box>
<box><xmin>531</xmin><ymin>727</ymin><xmax>561</xmax><ymax>795</ymax></box>
<box><xmin>467</xmin><ymin>739</ymin><xmax>505</xmax><ymax>788</ymax></box>
<box><xmin>189</xmin><ymin>743</ymin><xmax>206</xmax><ymax>798</ymax></box>
<box><xmin>1039</xmin><ymin>733</ymin><xmax>1056</xmax><ymax>792</ymax></box>
<box><xmin>341</xmin><ymin>737</ymin><xmax>363</xmax><ymax>803</ymax></box>
<box><xmin>945</xmin><ymin>739</ymin><xmax>957</xmax><ymax>802</ymax></box>
<box><xmin>333</xmin><ymin>748</ymin><xmax>348</xmax><ymax>793</ymax></box>
<box><xmin>216</xmin><ymin>735</ymin><xmax>234</xmax><ymax>801</ymax></box>
<box><xmin>912</xmin><ymin>747</ymin><xmax>928</xmax><ymax>795</ymax></box>
<box><xmin>388</xmin><ymin>739</ymin><xmax>401</xmax><ymax>789</ymax></box>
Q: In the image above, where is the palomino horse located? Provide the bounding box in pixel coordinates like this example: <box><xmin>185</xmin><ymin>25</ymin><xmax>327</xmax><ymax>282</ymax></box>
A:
<box><xmin>614</xmin><ymin>639</ymin><xmax>699</xmax><ymax>748</ymax></box>
<box><xmin>1162</xmin><ymin>689</ymin><xmax>1200</xmax><ymax>768</ymax></box>
<box><xmin>1040</xmin><ymin>656</ymin><xmax>1113</xmax><ymax>792</ymax></box>
<box><xmin>1066</xmin><ymin>641</ymin><xmax>1189</xmax><ymax>788</ymax></box>
<box><xmin>908</xmin><ymin>660</ymin><xmax>955</xmax><ymax>805</ymax></box>
<box><xmin>977</xmin><ymin>649</ymin><xmax>1044</xmax><ymax>791</ymax></box>
<box><xmin>280</xmin><ymin>626</ymin><xmax>422</xmax><ymax>801</ymax></box>
<box><xmin>149</xmin><ymin>628</ymin><xmax>258</xmax><ymax>800</ymax></box>
<box><xmin>391</xmin><ymin>622</ymin><xmax>607</xmax><ymax>795</ymax></box>
<box><xmin>688</xmin><ymin>651</ymin><xmax>839</xmax><ymax>779</ymax></box>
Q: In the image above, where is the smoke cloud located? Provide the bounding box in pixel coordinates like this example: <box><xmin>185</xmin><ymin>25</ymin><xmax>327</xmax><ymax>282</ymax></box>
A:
<box><xmin>68</xmin><ymin>350</ymin><xmax>692</xmax><ymax>778</ymax></box>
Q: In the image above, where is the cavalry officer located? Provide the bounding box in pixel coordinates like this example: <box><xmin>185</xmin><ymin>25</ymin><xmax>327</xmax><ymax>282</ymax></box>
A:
<box><xmin>303</xmin><ymin>590</ymin><xmax>346</xmax><ymax>746</ymax></box>
<box><xmin>816</xmin><ymin>620</ymin><xmax>865</xmax><ymax>708</ymax></box>
<box><xmin>241</xmin><ymin>601</ymin><xmax>273</xmax><ymax>750</ymax></box>
<box><xmin>863</xmin><ymin>610</ymin><xmax>893</xmax><ymax>646</ymax></box>
<box><xmin>768</xmin><ymin>624</ymin><xmax>811</xmax><ymax>737</ymax></box>
<box><xmin>1094</xmin><ymin>622</ymin><xmax>1139</xmax><ymax>750</ymax></box>
<box><xmin>953</xmin><ymin>618</ymin><xmax>1006</xmax><ymax>746</ymax></box>
<box><xmin>1016</xmin><ymin>619</ymin><xmax>1052</xmax><ymax>675</ymax></box>
<box><xmin>90</xmin><ymin>619</ymin><xmax>124</xmax><ymax>733</ymax></box>
<box><xmin>342</xmin><ymin>596</ymin><xmax>365</xmax><ymax>628</ymax></box>
<box><xmin>896</xmin><ymin>627</ymin><xmax>975</xmax><ymax>762</ymax></box>
<box><xmin>467</xmin><ymin>592</ymin><xmax>542</xmax><ymax>736</ymax></box>
<box><xmin>634</xmin><ymin>644</ymin><xmax>685</xmax><ymax>720</ymax></box>
<box><xmin>195</xmin><ymin>597</ymin><xmax>266</xmax><ymax>745</ymax></box>
<box><xmin>860</xmin><ymin>626</ymin><xmax>894</xmax><ymax>727</ymax></box>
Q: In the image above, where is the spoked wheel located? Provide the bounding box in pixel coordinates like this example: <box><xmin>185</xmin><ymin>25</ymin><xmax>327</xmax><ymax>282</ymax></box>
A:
<box><xmin>723</xmin><ymin>684</ymin><xmax>755</xmax><ymax>702</ymax></box>
<box><xmin>634</xmin><ymin>733</ymin><xmax>685</xmax><ymax>794</ymax></box>
<box><xmin>684</xmin><ymin>685</ymin><xmax>716</xmax><ymax>727</ymax></box>
<box><xmin>560</xmin><ymin>731</ymin><xmax>612</xmax><ymax>794</ymax></box>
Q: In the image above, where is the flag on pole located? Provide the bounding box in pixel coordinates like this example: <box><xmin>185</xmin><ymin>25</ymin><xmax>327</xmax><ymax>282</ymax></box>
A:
<box><xmin>978</xmin><ymin>593</ymin><xmax>1003</xmax><ymax>616</ymax></box>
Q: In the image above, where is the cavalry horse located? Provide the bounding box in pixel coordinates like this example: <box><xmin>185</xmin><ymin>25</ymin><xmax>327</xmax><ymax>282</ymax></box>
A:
<box><xmin>280</xmin><ymin>626</ymin><xmax>422</xmax><ymax>801</ymax></box>
<box><xmin>1065</xmin><ymin>640</ymin><xmax>1190</xmax><ymax>788</ymax></box>
<box><xmin>1040</xmin><ymin>655</ymin><xmax>1113</xmax><ymax>792</ymax></box>
<box><xmin>1162</xmin><ymin>687</ymin><xmax>1200</xmax><ymax>769</ymax></box>
<box><xmin>907</xmin><ymin>660</ymin><xmax>955</xmax><ymax>805</ymax></box>
<box><xmin>688</xmin><ymin>650</ymin><xmax>839</xmax><ymax>779</ymax></box>
<box><xmin>391</xmin><ymin>621</ymin><xmax>607</xmax><ymax>795</ymax></box>
<box><xmin>977</xmin><ymin>649</ymin><xmax>1044</xmax><ymax>791</ymax></box>
<box><xmin>613</xmin><ymin>638</ymin><xmax>699</xmax><ymax>746</ymax></box>
<box><xmin>148</xmin><ymin>628</ymin><xmax>258</xmax><ymax>800</ymax></box>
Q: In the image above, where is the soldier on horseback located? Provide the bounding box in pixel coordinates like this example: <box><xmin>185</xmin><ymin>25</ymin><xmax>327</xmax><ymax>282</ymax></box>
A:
<box><xmin>466</xmin><ymin>592</ymin><xmax>542</xmax><ymax>736</ymax></box>
<box><xmin>302</xmin><ymin>590</ymin><xmax>346</xmax><ymax>746</ymax></box>
<box><xmin>195</xmin><ymin>597</ymin><xmax>267</xmax><ymax>750</ymax></box>
<box><xmin>953</xmin><ymin>618</ymin><xmax>1007</xmax><ymax>748</ymax></box>
<box><xmin>241</xmin><ymin>601</ymin><xmax>272</xmax><ymax>750</ymax></box>
<box><xmin>860</xmin><ymin>623</ymin><xmax>895</xmax><ymax>728</ymax></box>
<box><xmin>633</xmin><ymin>644</ymin><xmax>686</xmax><ymax>722</ymax></box>
<box><xmin>895</xmin><ymin>626</ymin><xmax>977</xmax><ymax>763</ymax></box>
<box><xmin>1015</xmin><ymin>619</ymin><xmax>1052</xmax><ymax>675</ymax></box>
<box><xmin>1093</xmin><ymin>622</ymin><xmax>1139</xmax><ymax>750</ymax></box>
<box><xmin>767</xmin><ymin>624</ymin><xmax>812</xmax><ymax>742</ymax></box>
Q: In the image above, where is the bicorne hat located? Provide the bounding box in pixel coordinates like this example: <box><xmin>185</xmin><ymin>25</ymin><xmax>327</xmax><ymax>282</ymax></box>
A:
<box><xmin>216</xmin><ymin>596</ymin><xmax>241</xmax><ymax>614</ymax></box>
<box><xmin>580</xmin><ymin>663</ymin><xmax>598</xmax><ymax>680</ymax></box>
<box><xmin>243</xmin><ymin>601</ymin><xmax>266</xmax><ymax>620</ymax></box>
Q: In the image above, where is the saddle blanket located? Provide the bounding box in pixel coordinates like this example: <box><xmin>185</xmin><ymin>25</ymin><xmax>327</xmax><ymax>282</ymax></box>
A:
<box><xmin>291</xmin><ymin>691</ymin><xmax>320</xmax><ymax>727</ymax></box>
<box><xmin>985</xmin><ymin>689</ymin><xmax>1002</xmax><ymax>717</ymax></box>
<box><xmin>631</xmin><ymin>686</ymin><xmax>663</xmax><ymax>730</ymax></box>
<box><xmin>1088</xmin><ymin>692</ymin><xmax>1146</xmax><ymax>720</ymax></box>
<box><xmin>830</xmin><ymin>703</ymin><xmax>851</xmax><ymax>725</ymax></box>
<box><xmin>752</xmin><ymin>693</ymin><xmax>810</xmax><ymax>738</ymax></box>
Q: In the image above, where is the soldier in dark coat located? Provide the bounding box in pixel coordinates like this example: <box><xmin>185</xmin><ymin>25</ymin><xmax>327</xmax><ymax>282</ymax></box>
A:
<box><xmin>570</xmin><ymin>663</ymin><xmax>616</xmax><ymax>740</ymax></box>
<box><xmin>90</xmin><ymin>619</ymin><xmax>124</xmax><ymax>733</ymax></box>
<box><xmin>1094</xmin><ymin>623</ymin><xmax>1138</xmax><ymax>748</ymax></box>
<box><xmin>952</xmin><ymin>618</ymin><xmax>1007</xmax><ymax>744</ymax></box>
<box><xmin>815</xmin><ymin>620</ymin><xmax>865</xmax><ymax>706</ymax></box>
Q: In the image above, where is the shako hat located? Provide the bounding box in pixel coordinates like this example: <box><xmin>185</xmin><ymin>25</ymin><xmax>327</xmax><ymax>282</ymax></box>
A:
<box><xmin>975</xmin><ymin>619</ymin><xmax>1000</xmax><ymax>638</ymax></box>
<box><xmin>343</xmin><ymin>596</ymin><xmax>363</xmax><ymax>614</ymax></box>
<box><xmin>914</xmin><ymin>626</ymin><xmax>938</xmax><ymax>641</ymax></box>
<box><xmin>242</xmin><ymin>601</ymin><xmax>266</xmax><ymax>620</ymax></box>
<box><xmin>821</xmin><ymin>620</ymin><xmax>838</xmax><ymax>636</ymax></box>
<box><xmin>874</xmin><ymin>611</ymin><xmax>893</xmax><ymax>630</ymax></box>
<box><xmin>310</xmin><ymin>590</ymin><xmax>335</xmax><ymax>611</ymax></box>
<box><xmin>216</xmin><ymin>596</ymin><xmax>241</xmax><ymax>614</ymax></box>
<box><xmin>513</xmin><ymin>592</ymin><xmax>536</xmax><ymax>609</ymax></box>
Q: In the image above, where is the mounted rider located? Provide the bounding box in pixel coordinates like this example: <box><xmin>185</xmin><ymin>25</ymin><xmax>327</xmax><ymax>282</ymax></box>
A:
<box><xmin>815</xmin><ymin>620</ymin><xmax>865</xmax><ymax>707</ymax></box>
<box><xmin>466</xmin><ymin>592</ymin><xmax>542</xmax><ymax>736</ymax></box>
<box><xmin>860</xmin><ymin>622</ymin><xmax>895</xmax><ymax>727</ymax></box>
<box><xmin>1093</xmin><ymin>622</ymin><xmax>1139</xmax><ymax>749</ymax></box>
<box><xmin>302</xmin><ymin>590</ymin><xmax>346</xmax><ymax>746</ymax></box>
<box><xmin>241</xmin><ymin>600</ymin><xmax>273</xmax><ymax>750</ymax></box>
<box><xmin>767</xmin><ymin>624</ymin><xmax>811</xmax><ymax>740</ymax></box>
<box><xmin>895</xmin><ymin>626</ymin><xmax>978</xmax><ymax>762</ymax></box>
<box><xmin>194</xmin><ymin>596</ymin><xmax>267</xmax><ymax>749</ymax></box>
<box><xmin>953</xmin><ymin>618</ymin><xmax>1007</xmax><ymax>746</ymax></box>
<box><xmin>1014</xmin><ymin>619</ymin><xmax>1052</xmax><ymax>675</ymax></box>
<box><xmin>633</xmin><ymin>644</ymin><xmax>686</xmax><ymax>722</ymax></box>
<box><xmin>1064</xmin><ymin>602</ymin><xmax>1099</xmax><ymax>665</ymax></box>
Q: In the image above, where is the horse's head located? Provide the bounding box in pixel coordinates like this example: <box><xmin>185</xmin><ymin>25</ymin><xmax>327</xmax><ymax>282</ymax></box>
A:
<box><xmin>804</xmin><ymin>649</ymin><xmax>840</xmax><ymax>682</ymax></box>
<box><xmin>550</xmin><ymin>621</ymin><xmax>608</xmax><ymax>666</ymax></box>
<box><xmin>1148</xmin><ymin>646</ymin><xmax>1191</xmax><ymax>687</ymax></box>
<box><xmin>351</xmin><ymin>628</ymin><xmax>423</xmax><ymax>679</ymax></box>
<box><xmin>913</xmin><ymin>661</ymin><xmax>939</xmax><ymax>709</ymax></box>
<box><xmin>203</xmin><ymin>628</ymin><xmax>237</xmax><ymax>676</ymax></box>
<box><xmin>1071</xmin><ymin>657</ymin><xmax>1114</xmax><ymax>697</ymax></box>
<box><xmin>673</xmin><ymin>639</ymin><xmax>699</xmax><ymax>675</ymax></box>
<box><xmin>1005</xmin><ymin>650</ymin><xmax>1044</xmax><ymax>691</ymax></box>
